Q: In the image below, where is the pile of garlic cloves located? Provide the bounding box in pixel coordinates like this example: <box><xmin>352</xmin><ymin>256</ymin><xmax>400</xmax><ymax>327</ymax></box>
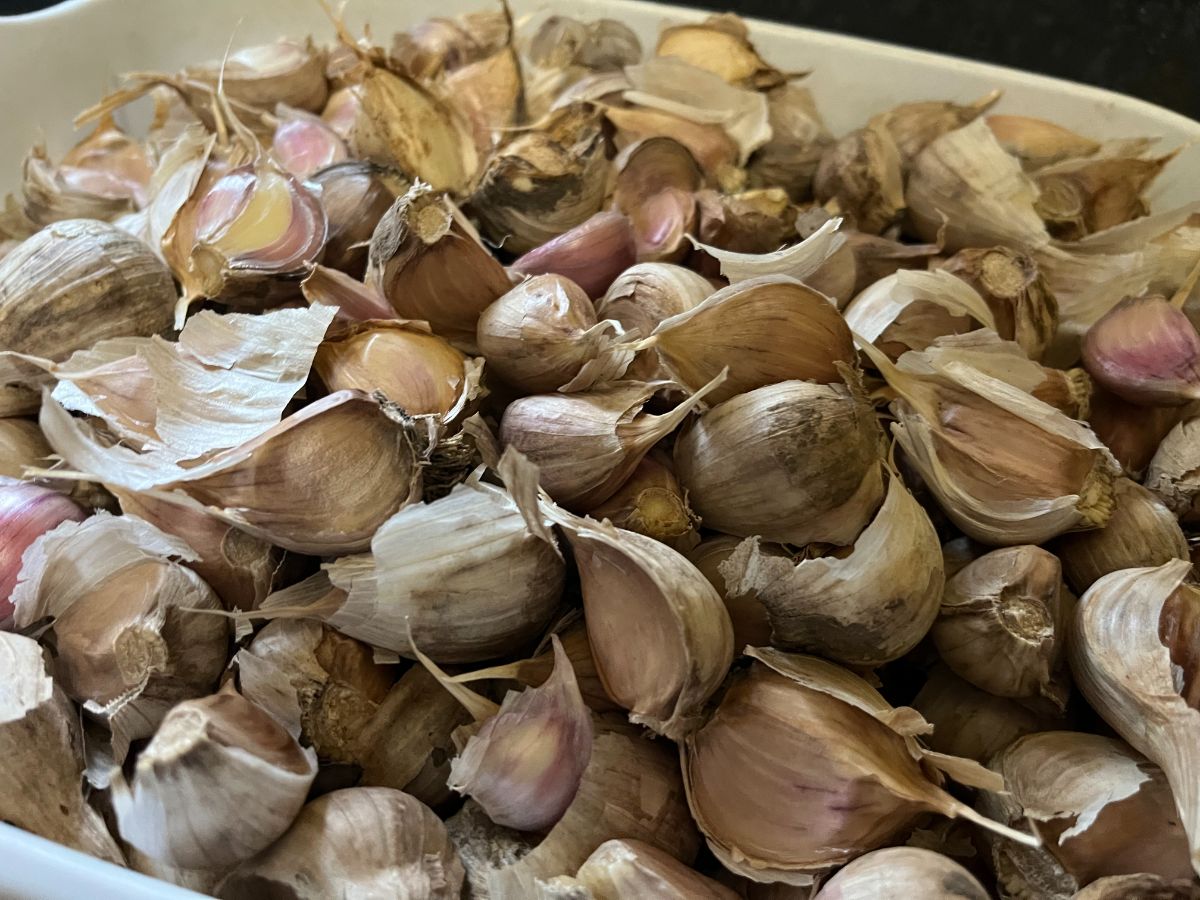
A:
<box><xmin>3</xmin><ymin>5</ymin><xmax>1200</xmax><ymax>899</ymax></box>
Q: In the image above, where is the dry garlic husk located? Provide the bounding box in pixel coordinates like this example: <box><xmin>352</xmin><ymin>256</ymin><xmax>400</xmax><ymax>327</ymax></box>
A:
<box><xmin>301</xmin><ymin>263</ymin><xmax>397</xmax><ymax>321</ymax></box>
<box><xmin>687</xmin><ymin>535</ymin><xmax>773</xmax><ymax>649</ymax></box>
<box><xmin>865</xmin><ymin>341</ymin><xmax>1119</xmax><ymax>545</ymax></box>
<box><xmin>842</xmin><ymin>229</ymin><xmax>943</xmax><ymax>295</ymax></box>
<box><xmin>545</xmin><ymin>505</ymin><xmax>733</xmax><ymax>739</ymax></box>
<box><xmin>216</xmin><ymin>787</ymin><xmax>464</xmax><ymax>900</ymax></box>
<box><xmin>443</xmin><ymin>45</ymin><xmax>524</xmax><ymax>158</ymax></box>
<box><xmin>0</xmin><ymin>478</ymin><xmax>85</xmax><ymax>625</ymax></box>
<box><xmin>986</xmin><ymin>115</ymin><xmax>1102</xmax><ymax>170</ymax></box>
<box><xmin>1147</xmin><ymin>417</ymin><xmax>1200</xmax><ymax>521</ymax></box>
<box><xmin>682</xmin><ymin>648</ymin><xmax>1036</xmax><ymax>886</ymax></box>
<box><xmin>188</xmin><ymin>38</ymin><xmax>328</xmax><ymax>111</ymax></box>
<box><xmin>476</xmin><ymin>274</ymin><xmax>631</xmax><ymax>393</ymax></box>
<box><xmin>391</xmin><ymin>9</ymin><xmax>510</xmax><ymax>80</ymax></box>
<box><xmin>309</xmin><ymin>160</ymin><xmax>400</xmax><ymax>276</ymax></box>
<box><xmin>612</xmin><ymin>137</ymin><xmax>703</xmax><ymax>263</ymax></box>
<box><xmin>604</xmin><ymin>105</ymin><xmax>740</xmax><ymax>177</ymax></box>
<box><xmin>650</xmin><ymin>275</ymin><xmax>856</xmax><ymax>403</ymax></box>
<box><xmin>747</xmin><ymin>85</ymin><xmax>831</xmax><ymax>200</ymax></box>
<box><xmin>1034</xmin><ymin>151</ymin><xmax>1174</xmax><ymax>240</ymax></box>
<box><xmin>813</xmin><ymin>121</ymin><xmax>905</xmax><ymax>234</ymax></box>
<box><xmin>907</xmin><ymin>118</ymin><xmax>1049</xmax><ymax>251</ymax></box>
<box><xmin>655</xmin><ymin>13</ymin><xmax>784</xmax><ymax>89</ymax></box>
<box><xmin>271</xmin><ymin>105</ymin><xmax>347</xmax><ymax>179</ymax></box>
<box><xmin>484</xmin><ymin>720</ymin><xmax>701</xmax><ymax>897</ymax></box>
<box><xmin>470</xmin><ymin>104</ymin><xmax>608</xmax><ymax>253</ymax></box>
<box><xmin>314</xmin><ymin>320</ymin><xmax>477</xmax><ymax>420</ymax></box>
<box><xmin>11</xmin><ymin>512</ymin><xmax>229</xmax><ymax>761</ymax></box>
<box><xmin>1056</xmin><ymin>478</ymin><xmax>1189</xmax><ymax>594</ymax></box>
<box><xmin>722</xmin><ymin>470</ymin><xmax>942</xmax><ymax>666</ymax></box>
<box><xmin>911</xmin><ymin>664</ymin><xmax>1049</xmax><ymax>762</ymax></box>
<box><xmin>1071</xmin><ymin>874</ymin><xmax>1200</xmax><ymax>900</ymax></box>
<box><xmin>0</xmin><ymin>631</ymin><xmax>124</xmax><ymax>864</ymax></box>
<box><xmin>0</xmin><ymin>417</ymin><xmax>53</xmax><ymax>479</ymax></box>
<box><xmin>931</xmin><ymin>545</ymin><xmax>1071</xmax><ymax>709</ymax></box>
<box><xmin>813</xmin><ymin>847</ymin><xmax>989</xmax><ymax>900</ymax></box>
<box><xmin>511</xmin><ymin>211</ymin><xmax>637</xmax><ymax>300</ymax></box>
<box><xmin>500</xmin><ymin>376</ymin><xmax>722</xmax><ymax>510</ymax></box>
<box><xmin>586</xmin><ymin>453</ymin><xmax>699</xmax><ymax>551</ymax></box>
<box><xmin>366</xmin><ymin>182</ymin><xmax>512</xmax><ymax>347</ymax></box>
<box><xmin>574</xmin><ymin>838</ymin><xmax>740</xmax><ymax>899</ymax></box>
<box><xmin>443</xmin><ymin>799</ymin><xmax>534</xmax><ymax>898</ymax></box>
<box><xmin>1089</xmin><ymin>387</ymin><xmax>1184</xmax><ymax>476</ymax></box>
<box><xmin>674</xmin><ymin>379</ymin><xmax>885</xmax><ymax>546</ymax></box>
<box><xmin>1068</xmin><ymin>559</ymin><xmax>1200</xmax><ymax>874</ymax></box>
<box><xmin>234</xmin><ymin>619</ymin><xmax>395</xmax><ymax>763</ymax></box>
<box><xmin>689</xmin><ymin>214</ymin><xmax>843</xmax><ymax>286</ymax></box>
<box><xmin>695</xmin><ymin>187</ymin><xmax>796</xmax><ymax>257</ymax></box>
<box><xmin>844</xmin><ymin>269</ymin><xmax>997</xmax><ymax>360</ymax></box>
<box><xmin>939</xmin><ymin>246</ymin><xmax>1059</xmax><ymax>360</ymax></box>
<box><xmin>0</xmin><ymin>219</ymin><xmax>175</xmax><ymax>359</ymax></box>
<box><xmin>112</xmin><ymin>687</ymin><xmax>317</xmax><ymax>868</ymax></box>
<box><xmin>875</xmin><ymin>91</ymin><xmax>1002</xmax><ymax>167</ymax></box>
<box><xmin>978</xmin><ymin>731</ymin><xmax>1193</xmax><ymax>897</ymax></box>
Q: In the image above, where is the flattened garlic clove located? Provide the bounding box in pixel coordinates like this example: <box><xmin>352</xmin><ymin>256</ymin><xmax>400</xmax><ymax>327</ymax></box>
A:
<box><xmin>575</xmin><ymin>838</ymin><xmax>740</xmax><ymax>899</ymax></box>
<box><xmin>612</xmin><ymin>137</ymin><xmax>703</xmax><ymax>263</ymax></box>
<box><xmin>585</xmin><ymin>453</ymin><xmax>700</xmax><ymax>552</ymax></box>
<box><xmin>1082</xmin><ymin>294</ymin><xmax>1200</xmax><ymax>406</ymax></box>
<box><xmin>874</xmin><ymin>90</ymin><xmax>1002</xmax><ymax>168</ymax></box>
<box><xmin>216</xmin><ymin>788</ymin><xmax>464</xmax><ymax>900</ymax></box>
<box><xmin>511</xmin><ymin>211</ymin><xmax>637</xmax><ymax>300</ymax></box>
<box><xmin>0</xmin><ymin>478</ymin><xmax>85</xmax><ymax>626</ymax></box>
<box><xmin>813</xmin><ymin>121</ymin><xmax>905</xmax><ymax>234</ymax></box>
<box><xmin>812</xmin><ymin>847</ymin><xmax>989</xmax><ymax>900</ymax></box>
<box><xmin>309</xmin><ymin>160</ymin><xmax>401</xmax><ymax>277</ymax></box>
<box><xmin>1147</xmin><ymin>416</ymin><xmax>1200</xmax><ymax>521</ymax></box>
<box><xmin>188</xmin><ymin>38</ymin><xmax>328</xmax><ymax>111</ymax></box>
<box><xmin>986</xmin><ymin>114</ymin><xmax>1101</xmax><ymax>170</ymax></box>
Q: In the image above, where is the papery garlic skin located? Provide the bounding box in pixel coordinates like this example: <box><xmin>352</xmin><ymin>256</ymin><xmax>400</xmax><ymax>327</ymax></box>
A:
<box><xmin>986</xmin><ymin>115</ymin><xmax>1101</xmax><ymax>171</ymax></box>
<box><xmin>1147</xmin><ymin>416</ymin><xmax>1200</xmax><ymax>522</ymax></box>
<box><xmin>0</xmin><ymin>478</ymin><xmax>85</xmax><ymax>626</ymax></box>
<box><xmin>575</xmin><ymin>838</ymin><xmax>739</xmax><ymax>899</ymax></box>
<box><xmin>687</xmin><ymin>535</ymin><xmax>773</xmax><ymax>649</ymax></box>
<box><xmin>813</xmin><ymin>847</ymin><xmax>989</xmax><ymax>900</ymax></box>
<box><xmin>0</xmin><ymin>418</ymin><xmax>52</xmax><ymax>480</ymax></box>
<box><xmin>813</xmin><ymin>122</ymin><xmax>905</xmax><ymax>234</ymax></box>
<box><xmin>189</xmin><ymin>39</ymin><xmax>328</xmax><ymax>112</ymax></box>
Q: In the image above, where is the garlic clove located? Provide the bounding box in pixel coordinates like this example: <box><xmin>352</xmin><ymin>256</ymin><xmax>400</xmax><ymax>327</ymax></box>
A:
<box><xmin>575</xmin><ymin>838</ymin><xmax>740</xmax><ymax>899</ymax></box>
<box><xmin>747</xmin><ymin>84</ymin><xmax>832</xmax><ymax>201</ymax></box>
<box><xmin>0</xmin><ymin>631</ymin><xmax>124</xmax><ymax>864</ymax></box>
<box><xmin>510</xmin><ymin>211</ymin><xmax>637</xmax><ymax>300</ymax></box>
<box><xmin>814</xmin><ymin>121</ymin><xmax>905</xmax><ymax>235</ymax></box>
<box><xmin>655</xmin><ymin>13</ymin><xmax>786</xmax><ymax>89</ymax></box>
<box><xmin>216</xmin><ymin>787</ymin><xmax>464</xmax><ymax>899</ymax></box>
<box><xmin>0</xmin><ymin>478</ymin><xmax>85</xmax><ymax>626</ymax></box>
<box><xmin>695</xmin><ymin>186</ymin><xmax>796</xmax><ymax>257</ymax></box>
<box><xmin>604</xmin><ymin>105</ymin><xmax>740</xmax><ymax>178</ymax></box>
<box><xmin>721</xmin><ymin>469</ymin><xmax>943</xmax><ymax>666</ymax></box>
<box><xmin>443</xmin><ymin>46</ymin><xmax>524</xmax><ymax>158</ymax></box>
<box><xmin>1070</xmin><ymin>874</ymin><xmax>1200</xmax><ymax>899</ymax></box>
<box><xmin>687</xmin><ymin>535</ymin><xmax>773</xmax><ymax>650</ymax></box>
<box><xmin>674</xmin><ymin>379</ymin><xmax>885</xmax><ymax>547</ymax></box>
<box><xmin>528</xmin><ymin>15</ymin><xmax>641</xmax><ymax>73</ymax></box>
<box><xmin>812</xmin><ymin>846</ymin><xmax>990</xmax><ymax>900</ymax></box>
<box><xmin>1147</xmin><ymin>416</ymin><xmax>1200</xmax><ymax>522</ymax></box>
<box><xmin>0</xmin><ymin>417</ymin><xmax>54</xmax><ymax>480</ymax></box>
<box><xmin>309</xmin><ymin>160</ymin><xmax>402</xmax><ymax>277</ymax></box>
<box><xmin>391</xmin><ymin>9</ymin><xmax>511</xmax><ymax>81</ymax></box>
<box><xmin>1089</xmin><ymin>386</ymin><xmax>1185</xmax><ymax>477</ymax></box>
<box><xmin>842</xmin><ymin>229</ymin><xmax>942</xmax><ymax>296</ymax></box>
<box><xmin>1035</xmin><ymin>151</ymin><xmax>1175</xmax><ymax>240</ymax></box>
<box><xmin>874</xmin><ymin>90</ymin><xmax>1002</xmax><ymax>168</ymax></box>
<box><xmin>300</xmin><ymin>264</ymin><xmax>398</xmax><ymax>322</ymax></box>
<box><xmin>986</xmin><ymin>114</ymin><xmax>1102</xmax><ymax>170</ymax></box>
<box><xmin>612</xmin><ymin>137</ymin><xmax>703</xmax><ymax>263</ymax></box>
<box><xmin>585</xmin><ymin>452</ymin><xmax>700</xmax><ymax>552</ymax></box>
<box><xmin>188</xmin><ymin>38</ymin><xmax>328</xmax><ymax>112</ymax></box>
<box><xmin>270</xmin><ymin>105</ymin><xmax>347</xmax><ymax>179</ymax></box>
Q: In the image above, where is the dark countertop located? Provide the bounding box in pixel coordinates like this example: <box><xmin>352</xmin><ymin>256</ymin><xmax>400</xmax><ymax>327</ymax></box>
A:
<box><xmin>2</xmin><ymin>0</ymin><xmax>1197</xmax><ymax>120</ymax></box>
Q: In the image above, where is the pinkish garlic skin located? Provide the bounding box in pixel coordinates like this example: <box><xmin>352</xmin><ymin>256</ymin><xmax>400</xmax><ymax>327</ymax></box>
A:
<box><xmin>0</xmin><ymin>479</ymin><xmax>85</xmax><ymax>627</ymax></box>
<box><xmin>1082</xmin><ymin>295</ymin><xmax>1200</xmax><ymax>407</ymax></box>
<box><xmin>272</xmin><ymin>117</ymin><xmax>348</xmax><ymax>180</ymax></box>
<box><xmin>510</xmin><ymin>211</ymin><xmax>637</xmax><ymax>300</ymax></box>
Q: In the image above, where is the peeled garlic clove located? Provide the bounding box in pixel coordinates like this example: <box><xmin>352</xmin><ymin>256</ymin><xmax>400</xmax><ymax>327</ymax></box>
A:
<box><xmin>511</xmin><ymin>211</ymin><xmax>637</xmax><ymax>300</ymax></box>
<box><xmin>931</xmin><ymin>545</ymin><xmax>1072</xmax><ymax>709</ymax></box>
<box><xmin>813</xmin><ymin>121</ymin><xmax>905</xmax><ymax>234</ymax></box>
<box><xmin>271</xmin><ymin>105</ymin><xmax>347</xmax><ymax>179</ymax></box>
<box><xmin>0</xmin><ymin>219</ymin><xmax>175</xmax><ymax>359</ymax></box>
<box><xmin>722</xmin><ymin>471</ymin><xmax>943</xmax><ymax>666</ymax></box>
<box><xmin>477</xmin><ymin>274</ymin><xmax>631</xmax><ymax>394</ymax></box>
<box><xmin>813</xmin><ymin>847</ymin><xmax>989</xmax><ymax>900</ymax></box>
<box><xmin>1035</xmin><ymin>152</ymin><xmax>1173</xmax><ymax>240</ymax></box>
<box><xmin>586</xmin><ymin>453</ymin><xmax>700</xmax><ymax>552</ymax></box>
<box><xmin>0</xmin><ymin>478</ymin><xmax>85</xmax><ymax>626</ymax></box>
<box><xmin>747</xmin><ymin>84</ymin><xmax>832</xmax><ymax>201</ymax></box>
<box><xmin>674</xmin><ymin>379</ymin><xmax>885</xmax><ymax>547</ymax></box>
<box><xmin>216</xmin><ymin>787</ymin><xmax>463</xmax><ymax>899</ymax></box>
<box><xmin>1071</xmin><ymin>874</ymin><xmax>1200</xmax><ymax>900</ymax></box>
<box><xmin>1089</xmin><ymin>387</ymin><xmax>1184</xmax><ymax>477</ymax></box>
<box><xmin>545</xmin><ymin>506</ymin><xmax>733</xmax><ymax>739</ymax></box>
<box><xmin>682</xmin><ymin>648</ymin><xmax>1036</xmax><ymax>886</ymax></box>
<box><xmin>300</xmin><ymin>264</ymin><xmax>397</xmax><ymax>321</ymax></box>
<box><xmin>875</xmin><ymin>90</ymin><xmax>1002</xmax><ymax>168</ymax></box>
<box><xmin>1056</xmin><ymin>478</ymin><xmax>1189</xmax><ymax>594</ymax></box>
<box><xmin>576</xmin><ymin>838</ymin><xmax>739</xmax><ymax>899</ymax></box>
<box><xmin>367</xmin><ymin>182</ymin><xmax>513</xmax><ymax>348</ymax></box>
<box><xmin>309</xmin><ymin>161</ymin><xmax>401</xmax><ymax>277</ymax></box>
<box><xmin>687</xmin><ymin>535</ymin><xmax>773</xmax><ymax>649</ymax></box>
<box><xmin>189</xmin><ymin>38</ymin><xmax>327</xmax><ymax>111</ymax></box>
<box><xmin>612</xmin><ymin>137</ymin><xmax>703</xmax><ymax>263</ymax></box>
<box><xmin>1081</xmin><ymin>294</ymin><xmax>1200</xmax><ymax>406</ymax></box>
<box><xmin>0</xmin><ymin>631</ymin><xmax>124</xmax><ymax>864</ymax></box>
<box><xmin>651</xmin><ymin>275</ymin><xmax>857</xmax><ymax>403</ymax></box>
<box><xmin>986</xmin><ymin>115</ymin><xmax>1101</xmax><ymax>170</ymax></box>
<box><xmin>605</xmin><ymin>105</ymin><xmax>740</xmax><ymax>177</ymax></box>
<box><xmin>978</xmin><ymin>731</ymin><xmax>1193</xmax><ymax>895</ymax></box>
<box><xmin>655</xmin><ymin>13</ymin><xmax>785</xmax><ymax>89</ymax></box>
<box><xmin>1147</xmin><ymin>416</ymin><xmax>1200</xmax><ymax>521</ymax></box>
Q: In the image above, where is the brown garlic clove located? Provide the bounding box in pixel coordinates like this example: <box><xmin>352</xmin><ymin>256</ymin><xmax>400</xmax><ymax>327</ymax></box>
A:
<box><xmin>585</xmin><ymin>453</ymin><xmax>700</xmax><ymax>552</ymax></box>
<box><xmin>1147</xmin><ymin>416</ymin><xmax>1200</xmax><ymax>522</ymax></box>
<box><xmin>612</xmin><ymin>137</ymin><xmax>703</xmax><ymax>263</ymax></box>
<box><xmin>605</xmin><ymin>105</ymin><xmax>740</xmax><ymax>178</ymax></box>
<box><xmin>216</xmin><ymin>787</ymin><xmax>464</xmax><ymax>899</ymax></box>
<box><xmin>687</xmin><ymin>535</ymin><xmax>773</xmax><ymax>650</ymax></box>
<box><xmin>1035</xmin><ymin>152</ymin><xmax>1175</xmax><ymax>240</ymax></box>
<box><xmin>843</xmin><ymin>229</ymin><xmax>942</xmax><ymax>295</ymax></box>
<box><xmin>309</xmin><ymin>160</ymin><xmax>402</xmax><ymax>277</ymax></box>
<box><xmin>0</xmin><ymin>478</ymin><xmax>85</xmax><ymax>626</ymax></box>
<box><xmin>188</xmin><ymin>38</ymin><xmax>328</xmax><ymax>111</ymax></box>
<box><xmin>874</xmin><ymin>90</ymin><xmax>1002</xmax><ymax>168</ymax></box>
<box><xmin>0</xmin><ymin>631</ymin><xmax>124</xmax><ymax>865</ymax></box>
<box><xmin>931</xmin><ymin>545</ymin><xmax>1072</xmax><ymax>709</ymax></box>
<box><xmin>812</xmin><ymin>847</ymin><xmax>990</xmax><ymax>900</ymax></box>
<box><xmin>747</xmin><ymin>84</ymin><xmax>832</xmax><ymax>200</ymax></box>
<box><xmin>655</xmin><ymin>13</ymin><xmax>786</xmax><ymax>89</ymax></box>
<box><xmin>270</xmin><ymin>105</ymin><xmax>347</xmax><ymax>179</ymax></box>
<box><xmin>813</xmin><ymin>121</ymin><xmax>905</xmax><ymax>234</ymax></box>
<box><xmin>681</xmin><ymin>648</ymin><xmax>1037</xmax><ymax>886</ymax></box>
<box><xmin>674</xmin><ymin>379</ymin><xmax>885</xmax><ymax>547</ymax></box>
<box><xmin>443</xmin><ymin>46</ymin><xmax>524</xmax><ymax>158</ymax></box>
<box><xmin>111</xmin><ymin>687</ymin><xmax>318</xmax><ymax>869</ymax></box>
<box><xmin>722</xmin><ymin>470</ymin><xmax>943</xmax><ymax>666</ymax></box>
<box><xmin>1055</xmin><ymin>477</ymin><xmax>1189</xmax><ymax>594</ymax></box>
<box><xmin>1089</xmin><ymin>387</ymin><xmax>1185</xmax><ymax>477</ymax></box>
<box><xmin>300</xmin><ymin>264</ymin><xmax>397</xmax><ymax>321</ymax></box>
<box><xmin>986</xmin><ymin>114</ymin><xmax>1101</xmax><ymax>170</ymax></box>
<box><xmin>575</xmin><ymin>838</ymin><xmax>740</xmax><ymax>899</ymax></box>
<box><xmin>510</xmin><ymin>211</ymin><xmax>637</xmax><ymax>300</ymax></box>
<box><xmin>1071</xmin><ymin>874</ymin><xmax>1200</xmax><ymax>900</ymax></box>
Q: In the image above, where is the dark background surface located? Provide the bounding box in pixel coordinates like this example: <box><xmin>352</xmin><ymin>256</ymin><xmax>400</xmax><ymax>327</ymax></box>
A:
<box><xmin>2</xmin><ymin>0</ymin><xmax>1198</xmax><ymax>119</ymax></box>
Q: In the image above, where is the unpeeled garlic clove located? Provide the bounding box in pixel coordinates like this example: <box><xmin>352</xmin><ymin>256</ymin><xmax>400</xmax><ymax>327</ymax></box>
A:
<box><xmin>188</xmin><ymin>38</ymin><xmax>328</xmax><ymax>111</ymax></box>
<box><xmin>674</xmin><ymin>379</ymin><xmax>885</xmax><ymax>547</ymax></box>
<box><xmin>0</xmin><ymin>478</ymin><xmax>85</xmax><ymax>626</ymax></box>
<box><xmin>544</xmin><ymin>505</ymin><xmax>734</xmax><ymax>739</ymax></box>
<box><xmin>1035</xmin><ymin>152</ymin><xmax>1174</xmax><ymax>240</ymax></box>
<box><xmin>443</xmin><ymin>45</ymin><xmax>524</xmax><ymax>158</ymax></box>
<box><xmin>986</xmin><ymin>114</ymin><xmax>1101</xmax><ymax>170</ymax></box>
<box><xmin>510</xmin><ymin>211</ymin><xmax>637</xmax><ymax>300</ymax></box>
<box><xmin>747</xmin><ymin>84</ymin><xmax>832</xmax><ymax>200</ymax></box>
<box><xmin>216</xmin><ymin>787</ymin><xmax>464</xmax><ymax>899</ymax></box>
<box><xmin>681</xmin><ymin>647</ymin><xmax>1037</xmax><ymax>886</ymax></box>
<box><xmin>1147</xmin><ymin>416</ymin><xmax>1200</xmax><ymax>521</ymax></box>
<box><xmin>1055</xmin><ymin>477</ymin><xmax>1189</xmax><ymax>594</ymax></box>
<box><xmin>309</xmin><ymin>161</ymin><xmax>402</xmax><ymax>277</ymax></box>
<box><xmin>694</xmin><ymin>187</ymin><xmax>796</xmax><ymax>257</ymax></box>
<box><xmin>842</xmin><ymin>229</ymin><xmax>942</xmax><ymax>295</ymax></box>
<box><xmin>1089</xmin><ymin>387</ymin><xmax>1185</xmax><ymax>477</ymax></box>
<box><xmin>931</xmin><ymin>545</ymin><xmax>1072</xmax><ymax>710</ymax></box>
<box><xmin>687</xmin><ymin>535</ymin><xmax>773</xmax><ymax>649</ymax></box>
<box><xmin>655</xmin><ymin>13</ymin><xmax>785</xmax><ymax>89</ymax></box>
<box><xmin>812</xmin><ymin>847</ymin><xmax>990</xmax><ymax>900</ymax></box>
<box><xmin>874</xmin><ymin>90</ymin><xmax>1002</xmax><ymax>168</ymax></box>
<box><xmin>612</xmin><ymin>137</ymin><xmax>703</xmax><ymax>263</ymax></box>
<box><xmin>1069</xmin><ymin>559</ymin><xmax>1200</xmax><ymax>874</ymax></box>
<box><xmin>585</xmin><ymin>453</ymin><xmax>700</xmax><ymax>552</ymax></box>
<box><xmin>0</xmin><ymin>417</ymin><xmax>54</xmax><ymax>480</ymax></box>
<box><xmin>270</xmin><ymin>105</ymin><xmax>347</xmax><ymax>179</ymax></box>
<box><xmin>1071</xmin><ymin>874</ymin><xmax>1200</xmax><ymax>900</ymax></box>
<box><xmin>722</xmin><ymin>470</ymin><xmax>943</xmax><ymax>666</ymax></box>
<box><xmin>604</xmin><ymin>105</ymin><xmax>740</xmax><ymax>178</ymax></box>
<box><xmin>813</xmin><ymin>121</ymin><xmax>905</xmax><ymax>234</ymax></box>
<box><xmin>575</xmin><ymin>838</ymin><xmax>740</xmax><ymax>899</ymax></box>
<box><xmin>0</xmin><ymin>631</ymin><xmax>124</xmax><ymax>864</ymax></box>
<box><xmin>390</xmin><ymin>9</ymin><xmax>511</xmax><ymax>80</ymax></box>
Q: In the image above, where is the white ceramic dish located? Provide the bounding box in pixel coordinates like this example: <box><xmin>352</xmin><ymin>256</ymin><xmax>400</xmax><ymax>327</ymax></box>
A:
<box><xmin>0</xmin><ymin>1</ymin><xmax>1197</xmax><ymax>897</ymax></box>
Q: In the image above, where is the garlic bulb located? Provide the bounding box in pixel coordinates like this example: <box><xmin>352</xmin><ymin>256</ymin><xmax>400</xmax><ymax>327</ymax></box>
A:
<box><xmin>309</xmin><ymin>160</ymin><xmax>401</xmax><ymax>276</ymax></box>
<box><xmin>0</xmin><ymin>219</ymin><xmax>175</xmax><ymax>358</ymax></box>
<box><xmin>875</xmin><ymin>91</ymin><xmax>1001</xmax><ymax>167</ymax></box>
<box><xmin>687</xmin><ymin>535</ymin><xmax>773</xmax><ymax>649</ymax></box>
<box><xmin>986</xmin><ymin>115</ymin><xmax>1101</xmax><ymax>170</ymax></box>
<box><xmin>978</xmin><ymin>731</ymin><xmax>1193</xmax><ymax>897</ymax></box>
<box><xmin>649</xmin><ymin>275</ymin><xmax>857</xmax><ymax>403</ymax></box>
<box><xmin>575</xmin><ymin>839</ymin><xmax>740</xmax><ymax>899</ymax></box>
<box><xmin>477</xmin><ymin>274</ymin><xmax>631</xmax><ymax>393</ymax></box>
<box><xmin>674</xmin><ymin>379</ymin><xmax>885</xmax><ymax>547</ymax></box>
<box><xmin>271</xmin><ymin>106</ymin><xmax>347</xmax><ymax>179</ymax></box>
<box><xmin>813</xmin><ymin>121</ymin><xmax>905</xmax><ymax>234</ymax></box>
<box><xmin>747</xmin><ymin>84</ymin><xmax>832</xmax><ymax>200</ymax></box>
<box><xmin>112</xmin><ymin>687</ymin><xmax>318</xmax><ymax>869</ymax></box>
<box><xmin>511</xmin><ymin>211</ymin><xmax>637</xmax><ymax>300</ymax></box>
<box><xmin>0</xmin><ymin>631</ymin><xmax>123</xmax><ymax>864</ymax></box>
<box><xmin>1147</xmin><ymin>416</ymin><xmax>1200</xmax><ymax>521</ymax></box>
<box><xmin>546</xmin><ymin>506</ymin><xmax>733</xmax><ymax>739</ymax></box>
<box><xmin>0</xmin><ymin>478</ymin><xmax>85</xmax><ymax>626</ymax></box>
<box><xmin>586</xmin><ymin>453</ymin><xmax>700</xmax><ymax>551</ymax></box>
<box><xmin>813</xmin><ymin>847</ymin><xmax>989</xmax><ymax>900</ymax></box>
<box><xmin>500</xmin><ymin>376</ymin><xmax>721</xmax><ymax>510</ymax></box>
<box><xmin>1068</xmin><ymin>559</ymin><xmax>1200</xmax><ymax>875</ymax></box>
<box><xmin>188</xmin><ymin>39</ymin><xmax>328</xmax><ymax>111</ymax></box>
<box><xmin>612</xmin><ymin>137</ymin><xmax>703</xmax><ymax>262</ymax></box>
<box><xmin>681</xmin><ymin>648</ymin><xmax>1036</xmax><ymax>886</ymax></box>
<box><xmin>1089</xmin><ymin>387</ymin><xmax>1184</xmax><ymax>477</ymax></box>
<box><xmin>216</xmin><ymin>787</ymin><xmax>464</xmax><ymax>899</ymax></box>
<box><xmin>1071</xmin><ymin>874</ymin><xmax>1200</xmax><ymax>900</ymax></box>
<box><xmin>1056</xmin><ymin>478</ymin><xmax>1189</xmax><ymax>594</ymax></box>
<box><xmin>722</xmin><ymin>470</ymin><xmax>942</xmax><ymax>666</ymax></box>
<box><xmin>1035</xmin><ymin>152</ymin><xmax>1173</xmax><ymax>240</ymax></box>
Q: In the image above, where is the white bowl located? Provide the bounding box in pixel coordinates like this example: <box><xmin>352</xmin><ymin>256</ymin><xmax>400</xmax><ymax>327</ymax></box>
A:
<box><xmin>1</xmin><ymin>1</ymin><xmax>1197</xmax><ymax>897</ymax></box>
